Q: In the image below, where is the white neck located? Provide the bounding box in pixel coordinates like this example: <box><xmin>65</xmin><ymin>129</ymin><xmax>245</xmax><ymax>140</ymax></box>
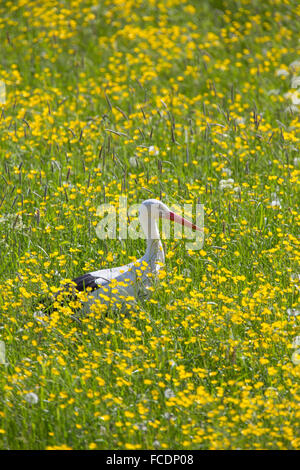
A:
<box><xmin>145</xmin><ymin>237</ymin><xmax>165</xmax><ymax>268</ymax></box>
<box><xmin>140</xmin><ymin>213</ymin><xmax>165</xmax><ymax>269</ymax></box>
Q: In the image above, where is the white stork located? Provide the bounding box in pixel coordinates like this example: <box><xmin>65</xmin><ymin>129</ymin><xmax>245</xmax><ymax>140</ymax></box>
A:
<box><xmin>48</xmin><ymin>199</ymin><xmax>202</xmax><ymax>314</ymax></box>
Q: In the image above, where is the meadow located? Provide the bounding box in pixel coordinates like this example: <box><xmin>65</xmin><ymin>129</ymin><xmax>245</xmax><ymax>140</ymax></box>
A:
<box><xmin>0</xmin><ymin>0</ymin><xmax>299</xmax><ymax>450</ymax></box>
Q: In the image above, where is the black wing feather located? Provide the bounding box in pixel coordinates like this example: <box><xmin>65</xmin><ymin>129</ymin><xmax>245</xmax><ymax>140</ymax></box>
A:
<box><xmin>71</xmin><ymin>273</ymin><xmax>99</xmax><ymax>292</ymax></box>
<box><xmin>34</xmin><ymin>273</ymin><xmax>100</xmax><ymax>317</ymax></box>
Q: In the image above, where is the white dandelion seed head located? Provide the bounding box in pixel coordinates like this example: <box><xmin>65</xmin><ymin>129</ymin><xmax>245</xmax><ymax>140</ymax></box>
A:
<box><xmin>24</xmin><ymin>392</ymin><xmax>39</xmax><ymax>405</ymax></box>
<box><xmin>164</xmin><ymin>388</ymin><xmax>175</xmax><ymax>399</ymax></box>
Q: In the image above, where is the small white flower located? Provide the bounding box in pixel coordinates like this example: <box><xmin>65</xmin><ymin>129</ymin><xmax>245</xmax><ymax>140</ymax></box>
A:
<box><xmin>149</xmin><ymin>145</ymin><xmax>159</xmax><ymax>156</ymax></box>
<box><xmin>136</xmin><ymin>423</ymin><xmax>147</xmax><ymax>431</ymax></box>
<box><xmin>24</xmin><ymin>392</ymin><xmax>39</xmax><ymax>405</ymax></box>
<box><xmin>129</xmin><ymin>157</ymin><xmax>138</xmax><ymax>167</ymax></box>
<box><xmin>164</xmin><ymin>388</ymin><xmax>175</xmax><ymax>399</ymax></box>
<box><xmin>275</xmin><ymin>68</ymin><xmax>289</xmax><ymax>77</ymax></box>
<box><xmin>271</xmin><ymin>199</ymin><xmax>281</xmax><ymax>208</ymax></box>
<box><xmin>292</xmin><ymin>336</ymin><xmax>300</xmax><ymax>348</ymax></box>
<box><xmin>289</xmin><ymin>60</ymin><xmax>300</xmax><ymax>71</ymax></box>
<box><xmin>235</xmin><ymin>117</ymin><xmax>246</xmax><ymax>124</ymax></box>
<box><xmin>293</xmin><ymin>157</ymin><xmax>300</xmax><ymax>166</ymax></box>
<box><xmin>270</xmin><ymin>193</ymin><xmax>281</xmax><ymax>208</ymax></box>
<box><xmin>182</xmin><ymin>268</ymin><xmax>191</xmax><ymax>277</ymax></box>
<box><xmin>33</xmin><ymin>311</ymin><xmax>48</xmax><ymax>327</ymax></box>
<box><xmin>184</xmin><ymin>128</ymin><xmax>188</xmax><ymax>143</ymax></box>
<box><xmin>284</xmin><ymin>91</ymin><xmax>300</xmax><ymax>105</ymax></box>
<box><xmin>219</xmin><ymin>178</ymin><xmax>234</xmax><ymax>190</ymax></box>
<box><xmin>291</xmin><ymin>349</ymin><xmax>300</xmax><ymax>365</ymax></box>
<box><xmin>287</xmin><ymin>308</ymin><xmax>300</xmax><ymax>318</ymax></box>
<box><xmin>291</xmin><ymin>75</ymin><xmax>300</xmax><ymax>88</ymax></box>
<box><xmin>0</xmin><ymin>80</ymin><xmax>5</xmax><ymax>104</ymax></box>
<box><xmin>284</xmin><ymin>104</ymin><xmax>299</xmax><ymax>114</ymax></box>
<box><xmin>0</xmin><ymin>341</ymin><xmax>7</xmax><ymax>365</ymax></box>
<box><xmin>267</xmin><ymin>89</ymin><xmax>280</xmax><ymax>96</ymax></box>
<box><xmin>290</xmin><ymin>93</ymin><xmax>300</xmax><ymax>105</ymax></box>
<box><xmin>222</xmin><ymin>168</ymin><xmax>232</xmax><ymax>176</ymax></box>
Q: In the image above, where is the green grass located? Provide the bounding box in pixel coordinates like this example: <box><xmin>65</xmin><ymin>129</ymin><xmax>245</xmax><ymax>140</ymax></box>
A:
<box><xmin>0</xmin><ymin>0</ymin><xmax>299</xmax><ymax>450</ymax></box>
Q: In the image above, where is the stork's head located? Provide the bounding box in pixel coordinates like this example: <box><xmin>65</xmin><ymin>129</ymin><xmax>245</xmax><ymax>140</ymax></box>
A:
<box><xmin>139</xmin><ymin>199</ymin><xmax>202</xmax><ymax>236</ymax></box>
<box><xmin>139</xmin><ymin>199</ymin><xmax>169</xmax><ymax>220</ymax></box>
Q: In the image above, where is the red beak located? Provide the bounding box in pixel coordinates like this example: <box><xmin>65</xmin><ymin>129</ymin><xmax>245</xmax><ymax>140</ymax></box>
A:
<box><xmin>162</xmin><ymin>211</ymin><xmax>203</xmax><ymax>232</ymax></box>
